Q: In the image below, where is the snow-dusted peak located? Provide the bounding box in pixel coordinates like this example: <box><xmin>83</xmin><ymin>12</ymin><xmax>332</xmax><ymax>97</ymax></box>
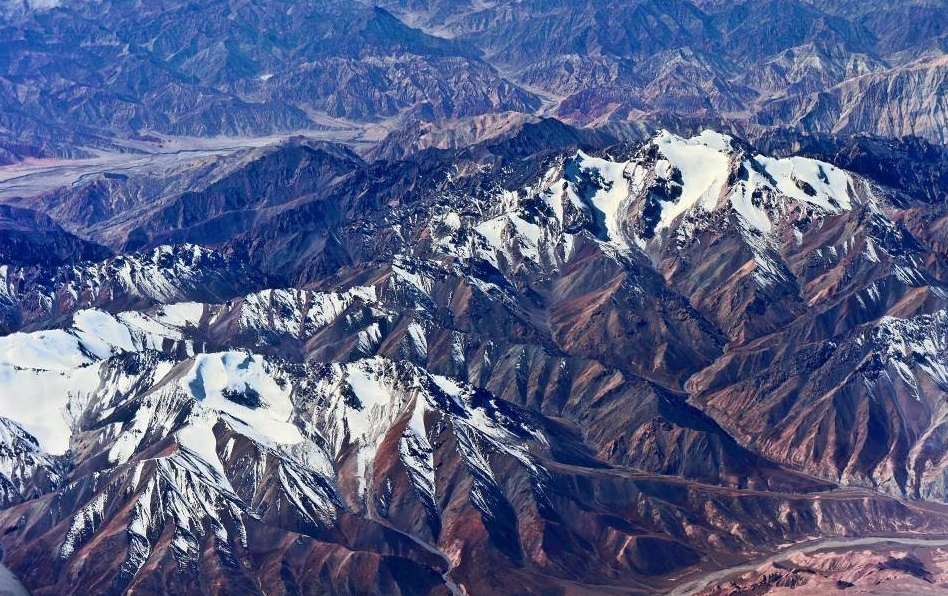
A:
<box><xmin>235</xmin><ymin>286</ymin><xmax>376</xmax><ymax>339</ymax></box>
<box><xmin>541</xmin><ymin>130</ymin><xmax>859</xmax><ymax>247</ymax></box>
<box><xmin>0</xmin><ymin>307</ymin><xmax>192</xmax><ymax>455</ymax></box>
<box><xmin>753</xmin><ymin>155</ymin><xmax>854</xmax><ymax>213</ymax></box>
<box><xmin>94</xmin><ymin>244</ymin><xmax>251</xmax><ymax>302</ymax></box>
<box><xmin>0</xmin><ymin>307</ymin><xmax>159</xmax><ymax>373</ymax></box>
<box><xmin>659</xmin><ymin>129</ymin><xmax>736</xmax><ymax>153</ymax></box>
<box><xmin>302</xmin><ymin>356</ymin><xmax>548</xmax><ymax>501</ymax></box>
<box><xmin>568</xmin><ymin>149</ymin><xmax>634</xmax><ymax>249</ymax></box>
<box><xmin>0</xmin><ymin>242</ymin><xmax>268</xmax><ymax>336</ymax></box>
<box><xmin>648</xmin><ymin>129</ymin><xmax>735</xmax><ymax>233</ymax></box>
<box><xmin>314</xmin><ymin>358</ymin><xmax>415</xmax><ymax>454</ymax></box>
<box><xmin>0</xmin><ymin>416</ymin><xmax>64</xmax><ymax>506</ymax></box>
<box><xmin>637</xmin><ymin>129</ymin><xmax>859</xmax><ymax>237</ymax></box>
<box><xmin>433</xmin><ymin>129</ymin><xmax>868</xmax><ymax>291</ymax></box>
<box><xmin>179</xmin><ymin>351</ymin><xmax>304</xmax><ymax>446</ymax></box>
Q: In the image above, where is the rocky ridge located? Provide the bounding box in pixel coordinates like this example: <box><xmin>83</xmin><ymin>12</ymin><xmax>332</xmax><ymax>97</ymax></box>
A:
<box><xmin>0</xmin><ymin>129</ymin><xmax>947</xmax><ymax>594</ymax></box>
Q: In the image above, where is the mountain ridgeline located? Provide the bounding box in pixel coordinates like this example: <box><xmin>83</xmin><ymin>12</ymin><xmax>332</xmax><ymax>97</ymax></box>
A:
<box><xmin>0</xmin><ymin>124</ymin><xmax>947</xmax><ymax>594</ymax></box>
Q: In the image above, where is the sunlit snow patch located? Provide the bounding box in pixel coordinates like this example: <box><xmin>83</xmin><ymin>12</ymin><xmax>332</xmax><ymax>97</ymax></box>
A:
<box><xmin>179</xmin><ymin>351</ymin><xmax>304</xmax><ymax>446</ymax></box>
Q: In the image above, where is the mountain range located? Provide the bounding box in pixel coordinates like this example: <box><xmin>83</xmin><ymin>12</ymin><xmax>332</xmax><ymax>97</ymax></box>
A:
<box><xmin>2</xmin><ymin>0</ymin><xmax>948</xmax><ymax>161</ymax></box>
<box><xmin>0</xmin><ymin>122</ymin><xmax>947</xmax><ymax>594</ymax></box>
<box><xmin>2</xmin><ymin>1</ymin><xmax>948</xmax><ymax>595</ymax></box>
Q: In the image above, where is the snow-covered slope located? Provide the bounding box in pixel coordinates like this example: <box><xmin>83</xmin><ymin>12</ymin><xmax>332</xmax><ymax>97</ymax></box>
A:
<box><xmin>425</xmin><ymin>130</ymin><xmax>870</xmax><ymax>292</ymax></box>
<box><xmin>0</xmin><ymin>308</ymin><xmax>187</xmax><ymax>454</ymax></box>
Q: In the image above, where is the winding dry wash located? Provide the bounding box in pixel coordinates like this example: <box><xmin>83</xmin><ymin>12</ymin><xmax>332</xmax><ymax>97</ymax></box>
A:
<box><xmin>1</xmin><ymin>1</ymin><xmax>948</xmax><ymax>595</ymax></box>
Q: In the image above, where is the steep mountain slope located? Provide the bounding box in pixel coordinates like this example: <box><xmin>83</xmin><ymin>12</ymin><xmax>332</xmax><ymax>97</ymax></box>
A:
<box><xmin>0</xmin><ymin>204</ymin><xmax>109</xmax><ymax>267</ymax></box>
<box><xmin>0</xmin><ymin>289</ymin><xmax>940</xmax><ymax>595</ymax></box>
<box><xmin>1</xmin><ymin>129</ymin><xmax>948</xmax><ymax>594</ymax></box>
<box><xmin>0</xmin><ymin>243</ymin><xmax>268</xmax><ymax>333</ymax></box>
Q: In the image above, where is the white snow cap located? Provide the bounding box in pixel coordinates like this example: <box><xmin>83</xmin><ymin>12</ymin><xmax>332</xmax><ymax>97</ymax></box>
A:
<box><xmin>566</xmin><ymin>129</ymin><xmax>857</xmax><ymax>246</ymax></box>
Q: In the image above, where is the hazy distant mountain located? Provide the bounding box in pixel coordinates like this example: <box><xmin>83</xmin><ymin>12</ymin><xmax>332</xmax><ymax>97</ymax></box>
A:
<box><xmin>1</xmin><ymin>0</ymin><xmax>948</xmax><ymax>160</ymax></box>
<box><xmin>0</xmin><ymin>0</ymin><xmax>539</xmax><ymax>155</ymax></box>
